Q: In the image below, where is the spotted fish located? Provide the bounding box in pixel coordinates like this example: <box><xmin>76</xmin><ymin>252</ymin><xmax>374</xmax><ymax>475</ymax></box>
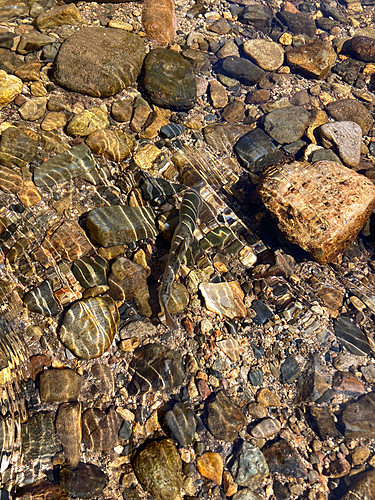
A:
<box><xmin>159</xmin><ymin>185</ymin><xmax>203</xmax><ymax>329</ymax></box>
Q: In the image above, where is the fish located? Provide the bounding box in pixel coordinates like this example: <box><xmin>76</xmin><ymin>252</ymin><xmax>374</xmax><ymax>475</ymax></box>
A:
<box><xmin>159</xmin><ymin>184</ymin><xmax>203</xmax><ymax>329</ymax></box>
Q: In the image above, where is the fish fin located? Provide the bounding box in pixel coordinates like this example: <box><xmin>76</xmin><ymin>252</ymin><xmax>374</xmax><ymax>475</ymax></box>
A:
<box><xmin>164</xmin><ymin>306</ymin><xmax>178</xmax><ymax>330</ymax></box>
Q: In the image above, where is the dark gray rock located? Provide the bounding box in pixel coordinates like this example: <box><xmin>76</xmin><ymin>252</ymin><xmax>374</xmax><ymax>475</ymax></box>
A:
<box><xmin>332</xmin><ymin>58</ymin><xmax>365</xmax><ymax>86</ymax></box>
<box><xmin>281</xmin><ymin>356</ymin><xmax>301</xmax><ymax>384</ymax></box>
<box><xmin>59</xmin><ymin>463</ymin><xmax>108</xmax><ymax>499</ymax></box>
<box><xmin>309</xmin><ymin>406</ymin><xmax>340</xmax><ymax>439</ymax></box>
<box><xmin>251</xmin><ymin>299</ymin><xmax>274</xmax><ymax>325</ymax></box>
<box><xmin>342</xmin><ymin>392</ymin><xmax>375</xmax><ymax>438</ymax></box>
<box><xmin>206</xmin><ymin>391</ymin><xmax>246</xmax><ymax>442</ymax></box>
<box><xmin>278</xmin><ymin>11</ymin><xmax>316</xmax><ymax>37</ymax></box>
<box><xmin>231</xmin><ymin>441</ymin><xmax>269</xmax><ymax>488</ymax></box>
<box><xmin>264</xmin><ymin>106</ymin><xmax>310</xmax><ymax>145</ymax></box>
<box><xmin>295</xmin><ymin>354</ymin><xmax>331</xmax><ymax>403</ymax></box>
<box><xmin>326</xmin><ymin>99</ymin><xmax>373</xmax><ymax>135</ymax></box>
<box><xmin>263</xmin><ymin>439</ymin><xmax>306</xmax><ymax>478</ymax></box>
<box><xmin>217</xmin><ymin>56</ymin><xmax>265</xmax><ymax>85</ymax></box>
<box><xmin>343</xmin><ymin>35</ymin><xmax>375</xmax><ymax>62</ymax></box>
<box><xmin>23</xmin><ymin>280</ymin><xmax>61</xmax><ymax>317</ymax></box>
<box><xmin>234</xmin><ymin>128</ymin><xmax>283</xmax><ymax>174</ymax></box>
<box><xmin>248</xmin><ymin>367</ymin><xmax>264</xmax><ymax>386</ymax></box>
<box><xmin>334</xmin><ymin>317</ymin><xmax>371</xmax><ymax>356</ymax></box>
<box><xmin>239</xmin><ymin>4</ymin><xmax>273</xmax><ymax>35</ymax></box>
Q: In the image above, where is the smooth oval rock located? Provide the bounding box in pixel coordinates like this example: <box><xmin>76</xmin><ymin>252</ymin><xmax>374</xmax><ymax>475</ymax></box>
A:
<box><xmin>59</xmin><ymin>296</ymin><xmax>119</xmax><ymax>359</ymax></box>
<box><xmin>243</xmin><ymin>39</ymin><xmax>284</xmax><ymax>71</ymax></box>
<box><xmin>344</xmin><ymin>35</ymin><xmax>375</xmax><ymax>62</ymax></box>
<box><xmin>231</xmin><ymin>441</ymin><xmax>269</xmax><ymax>488</ymax></box>
<box><xmin>54</xmin><ymin>27</ymin><xmax>146</xmax><ymax>97</ymax></box>
<box><xmin>59</xmin><ymin>463</ymin><xmax>108</xmax><ymax>499</ymax></box>
<box><xmin>0</xmin><ymin>70</ymin><xmax>22</xmax><ymax>109</ymax></box>
<box><xmin>144</xmin><ymin>48</ymin><xmax>197</xmax><ymax>109</ymax></box>
<box><xmin>23</xmin><ymin>280</ymin><xmax>61</xmax><ymax>317</ymax></box>
<box><xmin>56</xmin><ymin>402</ymin><xmax>82</xmax><ymax>467</ymax></box>
<box><xmin>217</xmin><ymin>56</ymin><xmax>265</xmax><ymax>85</ymax></box>
<box><xmin>326</xmin><ymin>99</ymin><xmax>373</xmax><ymax>135</ymax></box>
<box><xmin>199</xmin><ymin>281</ymin><xmax>247</xmax><ymax>319</ymax></box>
<box><xmin>86</xmin><ymin>129</ymin><xmax>133</xmax><ymax>161</ymax></box>
<box><xmin>286</xmin><ymin>40</ymin><xmax>337</xmax><ymax>79</ymax></box>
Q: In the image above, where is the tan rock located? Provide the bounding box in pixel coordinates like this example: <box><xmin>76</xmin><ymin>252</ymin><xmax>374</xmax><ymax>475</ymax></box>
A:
<box><xmin>223</xmin><ymin>470</ymin><xmax>237</xmax><ymax>496</ymax></box>
<box><xmin>209</xmin><ymin>80</ymin><xmax>228</xmax><ymax>109</ymax></box>
<box><xmin>36</xmin><ymin>4</ymin><xmax>81</xmax><ymax>31</ymax></box>
<box><xmin>306</xmin><ymin>108</ymin><xmax>327</xmax><ymax>144</ymax></box>
<box><xmin>41</xmin><ymin>111</ymin><xmax>68</xmax><ymax>131</ymax></box>
<box><xmin>0</xmin><ymin>70</ymin><xmax>23</xmax><ymax>110</ymax></box>
<box><xmin>258</xmin><ymin>161</ymin><xmax>375</xmax><ymax>264</ymax></box>
<box><xmin>243</xmin><ymin>39</ymin><xmax>284</xmax><ymax>71</ymax></box>
<box><xmin>199</xmin><ymin>281</ymin><xmax>247</xmax><ymax>319</ymax></box>
<box><xmin>196</xmin><ymin>452</ymin><xmax>223</xmax><ymax>485</ymax></box>
<box><xmin>142</xmin><ymin>0</ymin><xmax>177</xmax><ymax>45</ymax></box>
<box><xmin>17</xmin><ymin>180</ymin><xmax>41</xmax><ymax>207</ymax></box>
<box><xmin>286</xmin><ymin>40</ymin><xmax>337</xmax><ymax>79</ymax></box>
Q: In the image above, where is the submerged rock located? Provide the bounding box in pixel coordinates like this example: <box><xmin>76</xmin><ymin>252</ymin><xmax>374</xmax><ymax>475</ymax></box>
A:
<box><xmin>199</xmin><ymin>281</ymin><xmax>247</xmax><ymax>319</ymax></box>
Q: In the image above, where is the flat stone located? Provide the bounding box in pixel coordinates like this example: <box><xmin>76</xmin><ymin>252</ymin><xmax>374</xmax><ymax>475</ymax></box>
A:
<box><xmin>87</xmin><ymin>206</ymin><xmax>157</xmax><ymax>247</ymax></box>
<box><xmin>17</xmin><ymin>32</ymin><xmax>54</xmax><ymax>55</ymax></box>
<box><xmin>209</xmin><ymin>80</ymin><xmax>228</xmax><ymax>109</ymax></box>
<box><xmin>17</xmin><ymin>180</ymin><xmax>42</xmax><ymax>207</ymax></box>
<box><xmin>43</xmin><ymin>220</ymin><xmax>94</xmax><ymax>262</ymax></box>
<box><xmin>18</xmin><ymin>97</ymin><xmax>47</xmax><ymax>121</ymax></box>
<box><xmin>164</xmin><ymin>401</ymin><xmax>196</xmax><ymax>448</ymax></box>
<box><xmin>86</xmin><ymin>129</ymin><xmax>133</xmax><ymax>161</ymax></box>
<box><xmin>0</xmin><ymin>0</ymin><xmax>28</xmax><ymax>22</ymax></box>
<box><xmin>0</xmin><ymin>70</ymin><xmax>22</xmax><ymax>110</ymax></box>
<box><xmin>34</xmin><ymin>144</ymin><xmax>99</xmax><ymax>187</ymax></box>
<box><xmin>263</xmin><ymin>439</ymin><xmax>306</xmax><ymax>478</ymax></box>
<box><xmin>199</xmin><ymin>281</ymin><xmax>247</xmax><ymax>319</ymax></box>
<box><xmin>250</xmin><ymin>418</ymin><xmax>281</xmax><ymax>439</ymax></box>
<box><xmin>286</xmin><ymin>40</ymin><xmax>337</xmax><ymax>79</ymax></box>
<box><xmin>144</xmin><ymin>49</ymin><xmax>197</xmax><ymax>109</ymax></box>
<box><xmin>0</xmin><ymin>49</ymin><xmax>24</xmax><ymax>74</ymax></box>
<box><xmin>320</xmin><ymin>121</ymin><xmax>362</xmax><ymax>167</ymax></box>
<box><xmin>41</xmin><ymin>111</ymin><xmax>68</xmax><ymax>131</ymax></box>
<box><xmin>14</xmin><ymin>60</ymin><xmax>41</xmax><ymax>82</ymax></box>
<box><xmin>239</xmin><ymin>4</ymin><xmax>273</xmax><ymax>34</ymax></box>
<box><xmin>23</xmin><ymin>280</ymin><xmax>61</xmax><ymax>317</ymax></box>
<box><xmin>0</xmin><ymin>126</ymin><xmax>36</xmax><ymax>168</ymax></box>
<box><xmin>231</xmin><ymin>441</ymin><xmax>269</xmax><ymax>488</ymax></box>
<box><xmin>59</xmin><ymin>296</ymin><xmax>119</xmax><ymax>359</ymax></box>
<box><xmin>167</xmin><ymin>282</ymin><xmax>189</xmax><ymax>315</ymax></box>
<box><xmin>142</xmin><ymin>0</ymin><xmax>176</xmax><ymax>45</ymax></box>
<box><xmin>250</xmin><ymin>299</ymin><xmax>273</xmax><ymax>325</ymax></box>
<box><xmin>206</xmin><ymin>390</ymin><xmax>246</xmax><ymax>441</ymax></box>
<box><xmin>56</xmin><ymin>402</ymin><xmax>82</xmax><ymax>467</ymax></box>
<box><xmin>264</xmin><ymin>106</ymin><xmax>310</xmax><ymax>145</ymax></box>
<box><xmin>132</xmin><ymin>439</ymin><xmax>183</xmax><ymax>500</ymax></box>
<box><xmin>333</xmin><ymin>370</ymin><xmax>365</xmax><ymax>394</ymax></box>
<box><xmin>59</xmin><ymin>463</ymin><xmax>108</xmax><ymax>499</ymax></box>
<box><xmin>256</xmin><ymin>388</ymin><xmax>281</xmax><ymax>407</ymax></box>
<box><xmin>216</xmin><ymin>40</ymin><xmax>240</xmax><ymax>59</ymax></box>
<box><xmin>217</xmin><ymin>56</ymin><xmax>265</xmax><ymax>85</ymax></box>
<box><xmin>208</xmin><ymin>17</ymin><xmax>230</xmax><ymax>34</ymax></box>
<box><xmin>281</xmin><ymin>355</ymin><xmax>301</xmax><ymax>383</ymax></box>
<box><xmin>361</xmin><ymin>364</ymin><xmax>375</xmax><ymax>383</ymax></box>
<box><xmin>326</xmin><ymin>99</ymin><xmax>373</xmax><ymax>135</ymax></box>
<box><xmin>222</xmin><ymin>100</ymin><xmax>245</xmax><ymax>123</ymax></box>
<box><xmin>36</xmin><ymin>4</ymin><xmax>81</xmax><ymax>31</ymax></box>
<box><xmin>248</xmin><ymin>367</ymin><xmax>263</xmax><ymax>386</ymax></box>
<box><xmin>204</xmin><ymin>123</ymin><xmax>253</xmax><ymax>154</ymax></box>
<box><xmin>342</xmin><ymin>392</ymin><xmax>375</xmax><ymax>437</ymax></box>
<box><xmin>196</xmin><ymin>452</ymin><xmax>223</xmax><ymax>485</ymax></box>
<box><xmin>216</xmin><ymin>337</ymin><xmax>240</xmax><ymax>362</ymax></box>
<box><xmin>128</xmin><ymin>343</ymin><xmax>184</xmax><ymax>396</ymax></box>
<box><xmin>40</xmin><ymin>368</ymin><xmax>82</xmax><ymax>402</ymax></box>
<box><xmin>111</xmin><ymin>99</ymin><xmax>133</xmax><ymax>122</ymax></box>
<box><xmin>334</xmin><ymin>316</ymin><xmax>371</xmax><ymax>356</ymax></box>
<box><xmin>72</xmin><ymin>255</ymin><xmax>108</xmax><ymax>289</ymax></box>
<box><xmin>0</xmin><ymin>165</ymin><xmax>23</xmax><ymax>194</ymax></box>
<box><xmin>55</xmin><ymin>27</ymin><xmax>146</xmax><ymax>97</ymax></box>
<box><xmin>82</xmin><ymin>406</ymin><xmax>122</xmax><ymax>452</ymax></box>
<box><xmin>66</xmin><ymin>106</ymin><xmax>109</xmax><ymax>137</ymax></box>
<box><xmin>243</xmin><ymin>39</ymin><xmax>284</xmax><ymax>71</ymax></box>
<box><xmin>234</xmin><ymin>128</ymin><xmax>283</xmax><ymax>174</ymax></box>
<box><xmin>258</xmin><ymin>160</ymin><xmax>375</xmax><ymax>264</ymax></box>
<box><xmin>22</xmin><ymin>412</ymin><xmax>61</xmax><ymax>461</ymax></box>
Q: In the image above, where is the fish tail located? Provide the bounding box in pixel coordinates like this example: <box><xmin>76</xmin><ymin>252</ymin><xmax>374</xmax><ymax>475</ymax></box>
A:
<box><xmin>164</xmin><ymin>306</ymin><xmax>178</xmax><ymax>330</ymax></box>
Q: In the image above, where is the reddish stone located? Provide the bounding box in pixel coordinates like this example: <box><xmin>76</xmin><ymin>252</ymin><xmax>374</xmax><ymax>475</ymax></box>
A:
<box><xmin>142</xmin><ymin>0</ymin><xmax>177</xmax><ymax>45</ymax></box>
<box><xmin>332</xmin><ymin>371</ymin><xmax>365</xmax><ymax>394</ymax></box>
<box><xmin>29</xmin><ymin>354</ymin><xmax>52</xmax><ymax>380</ymax></box>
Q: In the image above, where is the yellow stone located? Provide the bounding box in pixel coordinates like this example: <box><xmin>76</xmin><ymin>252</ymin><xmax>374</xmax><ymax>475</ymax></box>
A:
<box><xmin>319</xmin><ymin>92</ymin><xmax>335</xmax><ymax>106</ymax></box>
<box><xmin>279</xmin><ymin>32</ymin><xmax>293</xmax><ymax>45</ymax></box>
<box><xmin>0</xmin><ymin>70</ymin><xmax>23</xmax><ymax>110</ymax></box>
<box><xmin>196</xmin><ymin>452</ymin><xmax>223</xmax><ymax>485</ymax></box>
<box><xmin>133</xmin><ymin>143</ymin><xmax>162</xmax><ymax>169</ymax></box>
<box><xmin>108</xmin><ymin>20</ymin><xmax>133</xmax><ymax>31</ymax></box>
<box><xmin>17</xmin><ymin>180</ymin><xmax>41</xmax><ymax>207</ymax></box>
<box><xmin>364</xmin><ymin>64</ymin><xmax>375</xmax><ymax>75</ymax></box>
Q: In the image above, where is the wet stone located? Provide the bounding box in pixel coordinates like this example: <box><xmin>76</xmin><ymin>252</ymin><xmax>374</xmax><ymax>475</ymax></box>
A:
<box><xmin>59</xmin><ymin>296</ymin><xmax>119</xmax><ymax>359</ymax></box>
<box><xmin>217</xmin><ymin>56</ymin><xmax>265</xmax><ymax>86</ymax></box>
<box><xmin>14</xmin><ymin>60</ymin><xmax>41</xmax><ymax>82</ymax></box>
<box><xmin>333</xmin><ymin>370</ymin><xmax>365</xmax><ymax>394</ymax></box>
<box><xmin>203</xmin><ymin>124</ymin><xmax>253</xmax><ymax>154</ymax></box>
<box><xmin>256</xmin><ymin>388</ymin><xmax>281</xmax><ymax>407</ymax></box>
<box><xmin>164</xmin><ymin>401</ymin><xmax>196</xmax><ymax>448</ymax></box>
<box><xmin>334</xmin><ymin>316</ymin><xmax>371</xmax><ymax>356</ymax></box>
<box><xmin>332</xmin><ymin>58</ymin><xmax>365</xmax><ymax>86</ymax></box>
<box><xmin>86</xmin><ymin>129</ymin><xmax>133</xmax><ymax>162</ymax></box>
<box><xmin>222</xmin><ymin>100</ymin><xmax>245</xmax><ymax>123</ymax></box>
<box><xmin>206</xmin><ymin>390</ymin><xmax>246</xmax><ymax>442</ymax></box>
<box><xmin>41</xmin><ymin>111</ymin><xmax>68</xmax><ymax>131</ymax></box>
<box><xmin>160</xmin><ymin>123</ymin><xmax>185</xmax><ymax>139</ymax></box>
<box><xmin>320</xmin><ymin>121</ymin><xmax>362</xmax><ymax>168</ymax></box>
<box><xmin>0</xmin><ymin>49</ymin><xmax>24</xmax><ymax>74</ymax></box>
<box><xmin>250</xmin><ymin>299</ymin><xmax>273</xmax><ymax>325</ymax></box>
<box><xmin>0</xmin><ymin>166</ymin><xmax>23</xmax><ymax>194</ymax></box>
<box><xmin>167</xmin><ymin>282</ymin><xmax>189</xmax><ymax>316</ymax></box>
<box><xmin>278</xmin><ymin>11</ymin><xmax>316</xmax><ymax>37</ymax></box>
<box><xmin>264</xmin><ymin>106</ymin><xmax>310</xmax><ymax>145</ymax></box>
<box><xmin>44</xmin><ymin>220</ymin><xmax>94</xmax><ymax>262</ymax></box>
<box><xmin>82</xmin><ymin>406</ymin><xmax>123</xmax><ymax>452</ymax></box>
<box><xmin>87</xmin><ymin>205</ymin><xmax>157</xmax><ymax>247</ymax></box>
<box><xmin>34</xmin><ymin>144</ymin><xmax>100</xmax><ymax>187</ymax></box>
<box><xmin>251</xmin><ymin>418</ymin><xmax>281</xmax><ymax>439</ymax></box>
<box><xmin>72</xmin><ymin>255</ymin><xmax>108</xmax><ymax>289</ymax></box>
<box><xmin>209</xmin><ymin>80</ymin><xmax>229</xmax><ymax>109</ymax></box>
<box><xmin>234</xmin><ymin>128</ymin><xmax>283</xmax><ymax>174</ymax></box>
<box><xmin>239</xmin><ymin>4</ymin><xmax>273</xmax><ymax>34</ymax></box>
<box><xmin>40</xmin><ymin>368</ymin><xmax>82</xmax><ymax>403</ymax></box>
<box><xmin>196</xmin><ymin>452</ymin><xmax>223</xmax><ymax>485</ymax></box>
<box><xmin>233</xmin><ymin>489</ymin><xmax>263</xmax><ymax>500</ymax></box>
<box><xmin>340</xmin><ymin>470</ymin><xmax>375</xmax><ymax>500</ymax></box>
<box><xmin>144</xmin><ymin>49</ymin><xmax>196</xmax><ymax>109</ymax></box>
<box><xmin>111</xmin><ymin>99</ymin><xmax>133</xmax><ymax>122</ymax></box>
<box><xmin>36</xmin><ymin>3</ymin><xmax>81</xmax><ymax>31</ymax></box>
<box><xmin>263</xmin><ymin>439</ymin><xmax>305</xmax><ymax>478</ymax></box>
<box><xmin>142</xmin><ymin>0</ymin><xmax>176</xmax><ymax>45</ymax></box>
<box><xmin>295</xmin><ymin>354</ymin><xmax>331</xmax><ymax>403</ymax></box>
<box><xmin>56</xmin><ymin>402</ymin><xmax>82</xmax><ymax>467</ymax></box>
<box><xmin>18</xmin><ymin>97</ymin><xmax>47</xmax><ymax>121</ymax></box>
<box><xmin>344</xmin><ymin>35</ymin><xmax>375</xmax><ymax>62</ymax></box>
<box><xmin>17</xmin><ymin>32</ymin><xmax>54</xmax><ymax>55</ymax></box>
<box><xmin>258</xmin><ymin>161</ymin><xmax>375</xmax><ymax>264</ymax></box>
<box><xmin>326</xmin><ymin>99</ymin><xmax>373</xmax><ymax>135</ymax></box>
<box><xmin>23</xmin><ymin>280</ymin><xmax>61</xmax><ymax>317</ymax></box>
<box><xmin>216</xmin><ymin>337</ymin><xmax>240</xmax><ymax>362</ymax></box>
<box><xmin>22</xmin><ymin>412</ymin><xmax>61</xmax><ymax>461</ymax></box>
<box><xmin>132</xmin><ymin>439</ymin><xmax>183</xmax><ymax>500</ymax></box>
<box><xmin>342</xmin><ymin>392</ymin><xmax>375</xmax><ymax>437</ymax></box>
<box><xmin>361</xmin><ymin>364</ymin><xmax>375</xmax><ymax>383</ymax></box>
<box><xmin>248</xmin><ymin>367</ymin><xmax>263</xmax><ymax>386</ymax></box>
<box><xmin>0</xmin><ymin>70</ymin><xmax>23</xmax><ymax>110</ymax></box>
<box><xmin>59</xmin><ymin>463</ymin><xmax>108</xmax><ymax>499</ymax></box>
<box><xmin>309</xmin><ymin>406</ymin><xmax>340</xmax><ymax>439</ymax></box>
<box><xmin>243</xmin><ymin>39</ymin><xmax>284</xmax><ymax>72</ymax></box>
<box><xmin>199</xmin><ymin>281</ymin><xmax>247</xmax><ymax>319</ymax></box>
<box><xmin>231</xmin><ymin>441</ymin><xmax>269</xmax><ymax>488</ymax></box>
<box><xmin>286</xmin><ymin>40</ymin><xmax>336</xmax><ymax>79</ymax></box>
<box><xmin>281</xmin><ymin>355</ymin><xmax>301</xmax><ymax>384</ymax></box>
<box><xmin>66</xmin><ymin>106</ymin><xmax>109</xmax><ymax>137</ymax></box>
<box><xmin>91</xmin><ymin>363</ymin><xmax>114</xmax><ymax>396</ymax></box>
<box><xmin>128</xmin><ymin>343</ymin><xmax>184</xmax><ymax>396</ymax></box>
<box><xmin>55</xmin><ymin>27</ymin><xmax>146</xmax><ymax>97</ymax></box>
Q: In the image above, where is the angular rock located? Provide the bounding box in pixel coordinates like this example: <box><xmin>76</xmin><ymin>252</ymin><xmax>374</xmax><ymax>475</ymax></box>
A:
<box><xmin>128</xmin><ymin>343</ymin><xmax>184</xmax><ymax>396</ymax></box>
<box><xmin>216</xmin><ymin>337</ymin><xmax>240</xmax><ymax>362</ymax></box>
<box><xmin>41</xmin><ymin>111</ymin><xmax>68</xmax><ymax>131</ymax></box>
<box><xmin>132</xmin><ymin>439</ymin><xmax>183</xmax><ymax>500</ymax></box>
<box><xmin>0</xmin><ymin>49</ymin><xmax>24</xmax><ymax>74</ymax></box>
<box><xmin>199</xmin><ymin>281</ymin><xmax>247</xmax><ymax>319</ymax></box>
<box><xmin>263</xmin><ymin>439</ymin><xmax>306</xmax><ymax>478</ymax></box>
<box><xmin>206</xmin><ymin>390</ymin><xmax>246</xmax><ymax>442</ymax></box>
<box><xmin>82</xmin><ymin>406</ymin><xmax>122</xmax><ymax>452</ymax></box>
<box><xmin>231</xmin><ymin>441</ymin><xmax>269</xmax><ymax>488</ymax></box>
<box><xmin>36</xmin><ymin>4</ymin><xmax>81</xmax><ymax>31</ymax></box>
<box><xmin>196</xmin><ymin>452</ymin><xmax>223</xmax><ymax>485</ymax></box>
<box><xmin>56</xmin><ymin>402</ymin><xmax>82</xmax><ymax>467</ymax></box>
<box><xmin>326</xmin><ymin>99</ymin><xmax>373</xmax><ymax>135</ymax></box>
<box><xmin>17</xmin><ymin>180</ymin><xmax>42</xmax><ymax>207</ymax></box>
<box><xmin>23</xmin><ymin>280</ymin><xmax>61</xmax><ymax>317</ymax></box>
<box><xmin>87</xmin><ymin>206</ymin><xmax>158</xmax><ymax>247</ymax></box>
<box><xmin>250</xmin><ymin>299</ymin><xmax>273</xmax><ymax>325</ymax></box>
<box><xmin>248</xmin><ymin>367</ymin><xmax>263</xmax><ymax>386</ymax></box>
<box><xmin>59</xmin><ymin>463</ymin><xmax>108</xmax><ymax>499</ymax></box>
<box><xmin>333</xmin><ymin>370</ymin><xmax>365</xmax><ymax>394</ymax></box>
<box><xmin>43</xmin><ymin>220</ymin><xmax>94</xmax><ymax>262</ymax></box>
<box><xmin>18</xmin><ymin>97</ymin><xmax>47</xmax><ymax>121</ymax></box>
<box><xmin>40</xmin><ymin>368</ymin><xmax>82</xmax><ymax>403</ymax></box>
<box><xmin>59</xmin><ymin>296</ymin><xmax>119</xmax><ymax>359</ymax></box>
<box><xmin>340</xmin><ymin>470</ymin><xmax>375</xmax><ymax>500</ymax></box>
<box><xmin>144</xmin><ymin>49</ymin><xmax>197</xmax><ymax>109</ymax></box>
<box><xmin>281</xmin><ymin>355</ymin><xmax>301</xmax><ymax>384</ymax></box>
<box><xmin>142</xmin><ymin>0</ymin><xmax>177</xmax><ymax>45</ymax></box>
<box><xmin>309</xmin><ymin>406</ymin><xmax>340</xmax><ymax>439</ymax></box>
<box><xmin>0</xmin><ymin>0</ymin><xmax>28</xmax><ymax>22</ymax></box>
<box><xmin>14</xmin><ymin>60</ymin><xmax>41</xmax><ymax>82</ymax></box>
<box><xmin>0</xmin><ymin>70</ymin><xmax>22</xmax><ymax>109</ymax></box>
<box><xmin>22</xmin><ymin>412</ymin><xmax>61</xmax><ymax>461</ymax></box>
<box><xmin>164</xmin><ymin>401</ymin><xmax>196</xmax><ymax>448</ymax></box>
<box><xmin>34</xmin><ymin>144</ymin><xmax>99</xmax><ymax>187</ymax></box>
<box><xmin>264</xmin><ymin>106</ymin><xmax>310</xmax><ymax>145</ymax></box>
<box><xmin>234</xmin><ymin>128</ymin><xmax>283</xmax><ymax>174</ymax></box>
<box><xmin>286</xmin><ymin>41</ymin><xmax>336</xmax><ymax>79</ymax></box>
<box><xmin>55</xmin><ymin>28</ymin><xmax>146</xmax><ymax>97</ymax></box>
<box><xmin>258</xmin><ymin>161</ymin><xmax>375</xmax><ymax>264</ymax></box>
<box><xmin>217</xmin><ymin>56</ymin><xmax>265</xmax><ymax>85</ymax></box>
<box><xmin>334</xmin><ymin>316</ymin><xmax>371</xmax><ymax>356</ymax></box>
<box><xmin>66</xmin><ymin>106</ymin><xmax>109</xmax><ymax>137</ymax></box>
<box><xmin>111</xmin><ymin>99</ymin><xmax>133</xmax><ymax>122</ymax></box>
<box><xmin>295</xmin><ymin>354</ymin><xmax>331</xmax><ymax>403</ymax></box>
<box><xmin>239</xmin><ymin>5</ymin><xmax>273</xmax><ymax>34</ymax></box>
<box><xmin>243</xmin><ymin>39</ymin><xmax>284</xmax><ymax>72</ymax></box>
<box><xmin>342</xmin><ymin>393</ymin><xmax>375</xmax><ymax>437</ymax></box>
<box><xmin>17</xmin><ymin>32</ymin><xmax>54</xmax><ymax>54</ymax></box>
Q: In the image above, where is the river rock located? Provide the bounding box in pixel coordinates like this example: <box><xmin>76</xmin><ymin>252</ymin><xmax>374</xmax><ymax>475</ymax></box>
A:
<box><xmin>111</xmin><ymin>99</ymin><xmax>133</xmax><ymax>122</ymax></box>
<box><xmin>40</xmin><ymin>368</ymin><xmax>82</xmax><ymax>402</ymax></box>
<box><xmin>66</xmin><ymin>106</ymin><xmax>109</xmax><ymax>136</ymax></box>
<box><xmin>36</xmin><ymin>4</ymin><xmax>81</xmax><ymax>31</ymax></box>
<box><xmin>340</xmin><ymin>470</ymin><xmax>375</xmax><ymax>499</ymax></box>
<box><xmin>231</xmin><ymin>441</ymin><xmax>269</xmax><ymax>488</ymax></box>
<box><xmin>320</xmin><ymin>121</ymin><xmax>362</xmax><ymax>167</ymax></box>
<box><xmin>23</xmin><ymin>280</ymin><xmax>61</xmax><ymax>317</ymax></box>
<box><xmin>41</xmin><ymin>111</ymin><xmax>67</xmax><ymax>131</ymax></box>
<box><xmin>341</xmin><ymin>392</ymin><xmax>375</xmax><ymax>437</ymax></box>
<box><xmin>310</xmin><ymin>406</ymin><xmax>340</xmax><ymax>439</ymax></box>
<box><xmin>59</xmin><ymin>463</ymin><xmax>108</xmax><ymax>499</ymax></box>
<box><xmin>17</xmin><ymin>32</ymin><xmax>54</xmax><ymax>54</ymax></box>
<box><xmin>142</xmin><ymin>0</ymin><xmax>177</xmax><ymax>45</ymax></box>
<box><xmin>263</xmin><ymin>439</ymin><xmax>306</xmax><ymax>478</ymax></box>
<box><xmin>18</xmin><ymin>97</ymin><xmax>47</xmax><ymax>121</ymax></box>
<box><xmin>82</xmin><ymin>406</ymin><xmax>122</xmax><ymax>452</ymax></box>
<box><xmin>217</xmin><ymin>56</ymin><xmax>265</xmax><ymax>85</ymax></box>
<box><xmin>0</xmin><ymin>49</ymin><xmax>24</xmax><ymax>74</ymax></box>
<box><xmin>326</xmin><ymin>99</ymin><xmax>373</xmax><ymax>135</ymax></box>
<box><xmin>203</xmin><ymin>123</ymin><xmax>253</xmax><ymax>154</ymax></box>
<box><xmin>128</xmin><ymin>343</ymin><xmax>184</xmax><ymax>396</ymax></box>
<box><xmin>0</xmin><ymin>70</ymin><xmax>22</xmax><ymax>109</ymax></box>
<box><xmin>199</xmin><ymin>281</ymin><xmax>247</xmax><ymax>319</ymax></box>
<box><xmin>22</xmin><ymin>412</ymin><xmax>61</xmax><ymax>461</ymax></box>
<box><xmin>209</xmin><ymin>80</ymin><xmax>228</xmax><ymax>109</ymax></box>
<box><xmin>344</xmin><ymin>35</ymin><xmax>375</xmax><ymax>62</ymax></box>
<box><xmin>56</xmin><ymin>402</ymin><xmax>82</xmax><ymax>466</ymax></box>
<box><xmin>258</xmin><ymin>160</ymin><xmax>375</xmax><ymax>264</ymax></box>
<box><xmin>72</xmin><ymin>255</ymin><xmax>108</xmax><ymax>289</ymax></box>
<box><xmin>286</xmin><ymin>40</ymin><xmax>337</xmax><ymax>79</ymax></box>
<box><xmin>164</xmin><ymin>401</ymin><xmax>196</xmax><ymax>448</ymax></box>
<box><xmin>234</xmin><ymin>128</ymin><xmax>283</xmax><ymax>174</ymax></box>
<box><xmin>144</xmin><ymin>48</ymin><xmax>197</xmax><ymax>109</ymax></box>
<box><xmin>196</xmin><ymin>452</ymin><xmax>223</xmax><ymax>485</ymax></box>
<box><xmin>0</xmin><ymin>0</ymin><xmax>28</xmax><ymax>21</ymax></box>
<box><xmin>206</xmin><ymin>390</ymin><xmax>246</xmax><ymax>441</ymax></box>
<box><xmin>59</xmin><ymin>296</ymin><xmax>119</xmax><ymax>359</ymax></box>
<box><xmin>86</xmin><ymin>129</ymin><xmax>133</xmax><ymax>161</ymax></box>
<box><xmin>0</xmin><ymin>126</ymin><xmax>37</xmax><ymax>167</ymax></box>
<box><xmin>132</xmin><ymin>439</ymin><xmax>183</xmax><ymax>500</ymax></box>
<box><xmin>243</xmin><ymin>39</ymin><xmax>284</xmax><ymax>71</ymax></box>
<box><xmin>264</xmin><ymin>106</ymin><xmax>310</xmax><ymax>144</ymax></box>
<box><xmin>14</xmin><ymin>60</ymin><xmax>41</xmax><ymax>82</ymax></box>
<box><xmin>278</xmin><ymin>10</ymin><xmax>316</xmax><ymax>37</ymax></box>
<box><xmin>251</xmin><ymin>418</ymin><xmax>281</xmax><ymax>439</ymax></box>
<box><xmin>54</xmin><ymin>27</ymin><xmax>146</xmax><ymax>97</ymax></box>
<box><xmin>87</xmin><ymin>205</ymin><xmax>157</xmax><ymax>247</ymax></box>
<box><xmin>43</xmin><ymin>220</ymin><xmax>94</xmax><ymax>262</ymax></box>
<box><xmin>239</xmin><ymin>4</ymin><xmax>273</xmax><ymax>34</ymax></box>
